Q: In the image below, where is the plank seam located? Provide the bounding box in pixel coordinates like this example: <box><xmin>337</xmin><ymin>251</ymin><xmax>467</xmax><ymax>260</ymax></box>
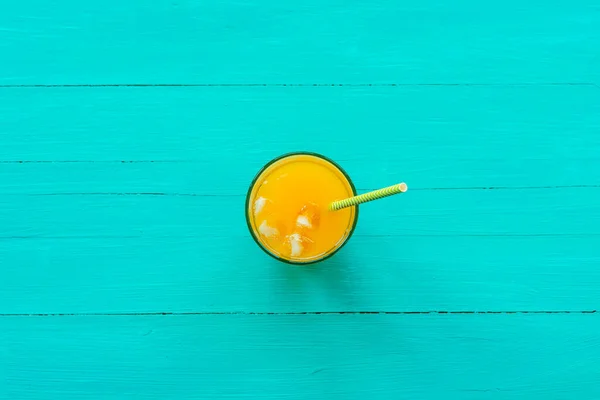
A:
<box><xmin>2</xmin><ymin>233</ymin><xmax>600</xmax><ymax>239</ymax></box>
<box><xmin>0</xmin><ymin>310</ymin><xmax>596</xmax><ymax>317</ymax></box>
<box><xmin>0</xmin><ymin>83</ymin><xmax>596</xmax><ymax>88</ymax></box>
<box><xmin>1</xmin><ymin>185</ymin><xmax>599</xmax><ymax>197</ymax></box>
<box><xmin>0</xmin><ymin>160</ymin><xmax>181</xmax><ymax>164</ymax></box>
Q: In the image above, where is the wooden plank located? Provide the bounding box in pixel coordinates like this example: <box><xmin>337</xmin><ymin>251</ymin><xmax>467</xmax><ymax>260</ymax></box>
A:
<box><xmin>2</xmin><ymin>236</ymin><xmax>599</xmax><ymax>313</ymax></box>
<box><xmin>1</xmin><ymin>86</ymin><xmax>599</xmax><ymax>192</ymax></box>
<box><xmin>0</xmin><ymin>0</ymin><xmax>599</xmax><ymax>84</ymax></box>
<box><xmin>1</xmin><ymin>189</ymin><xmax>598</xmax><ymax>238</ymax></box>
<box><xmin>0</xmin><ymin>159</ymin><xmax>599</xmax><ymax>197</ymax></box>
<box><xmin>1</xmin><ymin>315</ymin><xmax>599</xmax><ymax>399</ymax></box>
<box><xmin>1</xmin><ymin>218</ymin><xmax>599</xmax><ymax>312</ymax></box>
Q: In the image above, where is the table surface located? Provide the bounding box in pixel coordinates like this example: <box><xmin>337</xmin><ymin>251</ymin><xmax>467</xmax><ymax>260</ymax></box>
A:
<box><xmin>1</xmin><ymin>1</ymin><xmax>600</xmax><ymax>398</ymax></box>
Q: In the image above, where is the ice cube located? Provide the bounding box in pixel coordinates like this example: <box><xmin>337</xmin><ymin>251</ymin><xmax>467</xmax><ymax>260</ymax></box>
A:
<box><xmin>296</xmin><ymin>215</ymin><xmax>311</xmax><ymax>229</ymax></box>
<box><xmin>288</xmin><ymin>233</ymin><xmax>304</xmax><ymax>257</ymax></box>
<box><xmin>258</xmin><ymin>220</ymin><xmax>279</xmax><ymax>238</ymax></box>
<box><xmin>253</xmin><ymin>196</ymin><xmax>267</xmax><ymax>216</ymax></box>
<box><xmin>296</xmin><ymin>203</ymin><xmax>320</xmax><ymax>229</ymax></box>
<box><xmin>286</xmin><ymin>233</ymin><xmax>314</xmax><ymax>258</ymax></box>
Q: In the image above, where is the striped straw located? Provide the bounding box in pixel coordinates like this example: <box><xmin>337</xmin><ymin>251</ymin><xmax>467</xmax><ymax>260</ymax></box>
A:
<box><xmin>329</xmin><ymin>183</ymin><xmax>408</xmax><ymax>211</ymax></box>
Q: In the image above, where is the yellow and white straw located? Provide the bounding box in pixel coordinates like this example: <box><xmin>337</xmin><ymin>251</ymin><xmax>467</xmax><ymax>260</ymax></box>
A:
<box><xmin>329</xmin><ymin>183</ymin><xmax>408</xmax><ymax>211</ymax></box>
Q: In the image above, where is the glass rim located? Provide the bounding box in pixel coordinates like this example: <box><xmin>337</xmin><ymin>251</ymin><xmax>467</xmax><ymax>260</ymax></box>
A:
<box><xmin>245</xmin><ymin>151</ymin><xmax>359</xmax><ymax>265</ymax></box>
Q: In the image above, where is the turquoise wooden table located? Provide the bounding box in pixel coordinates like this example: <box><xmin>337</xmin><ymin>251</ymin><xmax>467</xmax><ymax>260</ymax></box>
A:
<box><xmin>1</xmin><ymin>1</ymin><xmax>600</xmax><ymax>398</ymax></box>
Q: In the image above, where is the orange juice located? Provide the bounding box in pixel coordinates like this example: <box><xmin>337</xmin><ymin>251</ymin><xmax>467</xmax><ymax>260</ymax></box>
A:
<box><xmin>246</xmin><ymin>153</ymin><xmax>358</xmax><ymax>264</ymax></box>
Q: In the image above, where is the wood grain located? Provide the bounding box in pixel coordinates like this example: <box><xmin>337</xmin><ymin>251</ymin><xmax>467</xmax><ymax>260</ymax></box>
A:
<box><xmin>2</xmin><ymin>235</ymin><xmax>599</xmax><ymax>314</ymax></box>
<box><xmin>2</xmin><ymin>315</ymin><xmax>600</xmax><ymax>399</ymax></box>
<box><xmin>1</xmin><ymin>0</ymin><xmax>599</xmax><ymax>85</ymax></box>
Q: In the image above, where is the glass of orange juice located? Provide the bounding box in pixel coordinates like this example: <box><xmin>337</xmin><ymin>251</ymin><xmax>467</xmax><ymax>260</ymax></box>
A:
<box><xmin>245</xmin><ymin>152</ymin><xmax>358</xmax><ymax>264</ymax></box>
